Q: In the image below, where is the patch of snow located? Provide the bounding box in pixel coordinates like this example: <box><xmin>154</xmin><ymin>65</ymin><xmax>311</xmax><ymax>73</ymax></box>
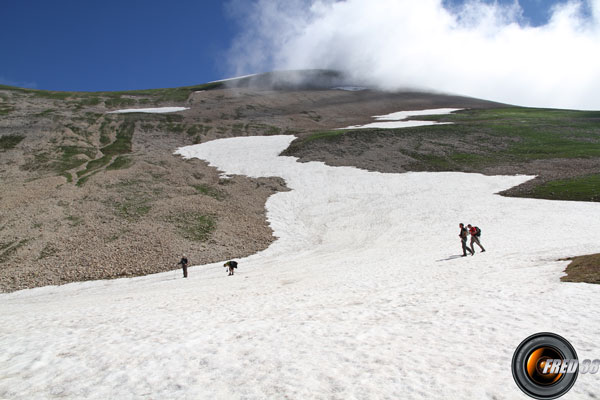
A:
<box><xmin>342</xmin><ymin>120</ymin><xmax>453</xmax><ymax>129</ymax></box>
<box><xmin>332</xmin><ymin>86</ymin><xmax>367</xmax><ymax>91</ymax></box>
<box><xmin>2</xmin><ymin>132</ymin><xmax>600</xmax><ymax>399</ymax></box>
<box><xmin>373</xmin><ymin>108</ymin><xmax>461</xmax><ymax>120</ymax></box>
<box><xmin>340</xmin><ymin>108</ymin><xmax>460</xmax><ymax>129</ymax></box>
<box><xmin>107</xmin><ymin>107</ymin><xmax>189</xmax><ymax>114</ymax></box>
<box><xmin>209</xmin><ymin>73</ymin><xmax>260</xmax><ymax>83</ymax></box>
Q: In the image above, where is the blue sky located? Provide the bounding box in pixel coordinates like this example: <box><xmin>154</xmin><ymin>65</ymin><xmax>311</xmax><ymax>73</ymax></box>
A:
<box><xmin>1</xmin><ymin>0</ymin><xmax>236</xmax><ymax>91</ymax></box>
<box><xmin>0</xmin><ymin>0</ymin><xmax>585</xmax><ymax>92</ymax></box>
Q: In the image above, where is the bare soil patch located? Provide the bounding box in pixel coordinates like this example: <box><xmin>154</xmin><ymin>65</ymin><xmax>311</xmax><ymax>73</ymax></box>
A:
<box><xmin>561</xmin><ymin>254</ymin><xmax>600</xmax><ymax>284</ymax></box>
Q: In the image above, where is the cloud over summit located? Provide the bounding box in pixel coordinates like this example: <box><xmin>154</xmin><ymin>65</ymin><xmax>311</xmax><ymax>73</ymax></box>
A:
<box><xmin>228</xmin><ymin>0</ymin><xmax>600</xmax><ymax>110</ymax></box>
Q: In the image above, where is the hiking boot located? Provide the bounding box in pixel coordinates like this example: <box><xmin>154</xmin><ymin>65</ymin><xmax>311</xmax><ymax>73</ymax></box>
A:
<box><xmin>481</xmin><ymin>249</ymin><xmax>486</xmax><ymax>252</ymax></box>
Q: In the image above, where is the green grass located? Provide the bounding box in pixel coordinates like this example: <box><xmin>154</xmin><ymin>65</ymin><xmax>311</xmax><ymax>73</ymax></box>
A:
<box><xmin>436</xmin><ymin>108</ymin><xmax>600</xmax><ymax>164</ymax></box>
<box><xmin>531</xmin><ymin>174</ymin><xmax>600</xmax><ymax>202</ymax></box>
<box><xmin>101</xmin><ymin>121</ymin><xmax>134</xmax><ymax>156</ymax></box>
<box><xmin>0</xmin><ymin>104</ymin><xmax>14</xmax><ymax>115</ymax></box>
<box><xmin>187</xmin><ymin>125</ymin><xmax>200</xmax><ymax>136</ymax></box>
<box><xmin>285</xmin><ymin>130</ymin><xmax>345</xmax><ymax>153</ymax></box>
<box><xmin>65</xmin><ymin>123</ymin><xmax>93</xmax><ymax>139</ymax></box>
<box><xmin>99</xmin><ymin>119</ymin><xmax>113</xmax><ymax>145</ymax></box>
<box><xmin>77</xmin><ymin>155</ymin><xmax>112</xmax><ymax>177</ymax></box>
<box><xmin>305</xmin><ymin>130</ymin><xmax>345</xmax><ymax>142</ymax></box>
<box><xmin>76</xmin><ymin>96</ymin><xmax>101</xmax><ymax>107</ymax></box>
<box><xmin>2</xmin><ymin>81</ymin><xmax>224</xmax><ymax>109</ymax></box>
<box><xmin>56</xmin><ymin>146</ymin><xmax>97</xmax><ymax>173</ymax></box>
<box><xmin>169</xmin><ymin>213</ymin><xmax>217</xmax><ymax>241</ymax></box>
<box><xmin>162</xmin><ymin>122</ymin><xmax>186</xmax><ymax>134</ymax></box>
<box><xmin>0</xmin><ymin>134</ymin><xmax>25</xmax><ymax>150</ymax></box>
<box><xmin>232</xmin><ymin>123</ymin><xmax>244</xmax><ymax>134</ymax></box>
<box><xmin>76</xmin><ymin>121</ymin><xmax>135</xmax><ymax>184</ymax></box>
<box><xmin>100</xmin><ymin>81</ymin><xmax>224</xmax><ymax>105</ymax></box>
<box><xmin>27</xmin><ymin>90</ymin><xmax>73</xmax><ymax>100</ymax></box>
<box><xmin>0</xmin><ymin>85</ymin><xmax>75</xmax><ymax>100</ymax></box>
<box><xmin>107</xmin><ymin>156</ymin><xmax>133</xmax><ymax>170</ymax></box>
<box><xmin>104</xmin><ymin>96</ymin><xmax>137</xmax><ymax>108</ymax></box>
<box><xmin>186</xmin><ymin>125</ymin><xmax>212</xmax><ymax>136</ymax></box>
<box><xmin>61</xmin><ymin>172</ymin><xmax>73</xmax><ymax>183</ymax></box>
<box><xmin>22</xmin><ymin>146</ymin><xmax>96</xmax><ymax>175</ymax></box>
<box><xmin>192</xmin><ymin>184</ymin><xmax>226</xmax><ymax>200</ymax></box>
<box><xmin>296</xmin><ymin>108</ymin><xmax>600</xmax><ymax>168</ymax></box>
<box><xmin>75</xmin><ymin>169</ymin><xmax>101</xmax><ymax>187</ymax></box>
<box><xmin>112</xmin><ymin>197</ymin><xmax>152</xmax><ymax>220</ymax></box>
<box><xmin>265</xmin><ymin>125</ymin><xmax>281</xmax><ymax>135</ymax></box>
<box><xmin>37</xmin><ymin>109</ymin><xmax>54</xmax><ymax>117</ymax></box>
<box><xmin>77</xmin><ymin>112</ymin><xmax>103</xmax><ymax>125</ymax></box>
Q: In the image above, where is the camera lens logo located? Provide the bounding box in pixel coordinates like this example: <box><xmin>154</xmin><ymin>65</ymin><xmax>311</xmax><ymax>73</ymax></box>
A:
<box><xmin>512</xmin><ymin>333</ymin><xmax>579</xmax><ymax>399</ymax></box>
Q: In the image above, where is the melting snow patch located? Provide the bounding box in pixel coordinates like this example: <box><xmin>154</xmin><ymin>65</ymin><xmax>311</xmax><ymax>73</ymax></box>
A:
<box><xmin>333</xmin><ymin>86</ymin><xmax>367</xmax><ymax>91</ymax></box>
<box><xmin>340</xmin><ymin>107</ymin><xmax>460</xmax><ymax>129</ymax></box>
<box><xmin>209</xmin><ymin>73</ymin><xmax>260</xmax><ymax>83</ymax></box>
<box><xmin>107</xmin><ymin>107</ymin><xmax>189</xmax><ymax>114</ymax></box>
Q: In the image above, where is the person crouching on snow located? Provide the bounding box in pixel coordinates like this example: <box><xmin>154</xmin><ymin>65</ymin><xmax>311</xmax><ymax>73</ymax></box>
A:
<box><xmin>224</xmin><ymin>260</ymin><xmax>238</xmax><ymax>276</ymax></box>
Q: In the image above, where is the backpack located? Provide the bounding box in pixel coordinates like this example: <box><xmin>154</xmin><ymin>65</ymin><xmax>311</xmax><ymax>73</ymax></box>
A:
<box><xmin>230</xmin><ymin>261</ymin><xmax>238</xmax><ymax>269</ymax></box>
<box><xmin>475</xmin><ymin>227</ymin><xmax>481</xmax><ymax>237</ymax></box>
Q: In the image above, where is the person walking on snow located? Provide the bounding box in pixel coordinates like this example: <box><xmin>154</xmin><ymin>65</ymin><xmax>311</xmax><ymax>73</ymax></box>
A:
<box><xmin>459</xmin><ymin>223</ymin><xmax>474</xmax><ymax>256</ymax></box>
<box><xmin>224</xmin><ymin>260</ymin><xmax>238</xmax><ymax>276</ymax></box>
<box><xmin>467</xmin><ymin>224</ymin><xmax>485</xmax><ymax>253</ymax></box>
<box><xmin>177</xmin><ymin>254</ymin><xmax>189</xmax><ymax>278</ymax></box>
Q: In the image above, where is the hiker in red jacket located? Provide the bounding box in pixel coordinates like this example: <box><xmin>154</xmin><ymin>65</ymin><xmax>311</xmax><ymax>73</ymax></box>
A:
<box><xmin>467</xmin><ymin>224</ymin><xmax>486</xmax><ymax>253</ymax></box>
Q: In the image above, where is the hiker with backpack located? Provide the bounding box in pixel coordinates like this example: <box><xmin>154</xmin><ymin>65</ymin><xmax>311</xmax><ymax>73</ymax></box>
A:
<box><xmin>177</xmin><ymin>254</ymin><xmax>189</xmax><ymax>278</ymax></box>
<box><xmin>459</xmin><ymin>223</ymin><xmax>474</xmax><ymax>256</ymax></box>
<box><xmin>468</xmin><ymin>224</ymin><xmax>486</xmax><ymax>253</ymax></box>
<box><xmin>224</xmin><ymin>260</ymin><xmax>238</xmax><ymax>276</ymax></box>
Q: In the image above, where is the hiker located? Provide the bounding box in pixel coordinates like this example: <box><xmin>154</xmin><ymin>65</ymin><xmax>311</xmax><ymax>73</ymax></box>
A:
<box><xmin>468</xmin><ymin>224</ymin><xmax>486</xmax><ymax>253</ymax></box>
<box><xmin>177</xmin><ymin>254</ymin><xmax>189</xmax><ymax>278</ymax></box>
<box><xmin>459</xmin><ymin>223</ymin><xmax>474</xmax><ymax>256</ymax></box>
<box><xmin>224</xmin><ymin>260</ymin><xmax>238</xmax><ymax>276</ymax></box>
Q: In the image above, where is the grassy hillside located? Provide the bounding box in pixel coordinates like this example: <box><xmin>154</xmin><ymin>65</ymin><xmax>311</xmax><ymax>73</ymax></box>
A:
<box><xmin>285</xmin><ymin>107</ymin><xmax>600</xmax><ymax>202</ymax></box>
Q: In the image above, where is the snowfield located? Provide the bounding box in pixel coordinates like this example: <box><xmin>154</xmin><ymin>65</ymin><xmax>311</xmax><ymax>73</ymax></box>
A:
<box><xmin>107</xmin><ymin>107</ymin><xmax>189</xmax><ymax>114</ymax></box>
<box><xmin>333</xmin><ymin>86</ymin><xmax>367</xmax><ymax>91</ymax></box>
<box><xmin>2</xmin><ymin>123</ymin><xmax>600</xmax><ymax>398</ymax></box>
<box><xmin>340</xmin><ymin>108</ymin><xmax>459</xmax><ymax>129</ymax></box>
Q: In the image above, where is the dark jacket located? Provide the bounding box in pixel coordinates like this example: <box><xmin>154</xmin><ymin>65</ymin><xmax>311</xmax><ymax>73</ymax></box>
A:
<box><xmin>178</xmin><ymin>257</ymin><xmax>189</xmax><ymax>267</ymax></box>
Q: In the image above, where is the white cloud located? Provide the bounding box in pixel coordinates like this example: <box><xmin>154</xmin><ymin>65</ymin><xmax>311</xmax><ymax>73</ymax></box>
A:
<box><xmin>227</xmin><ymin>0</ymin><xmax>600</xmax><ymax>110</ymax></box>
